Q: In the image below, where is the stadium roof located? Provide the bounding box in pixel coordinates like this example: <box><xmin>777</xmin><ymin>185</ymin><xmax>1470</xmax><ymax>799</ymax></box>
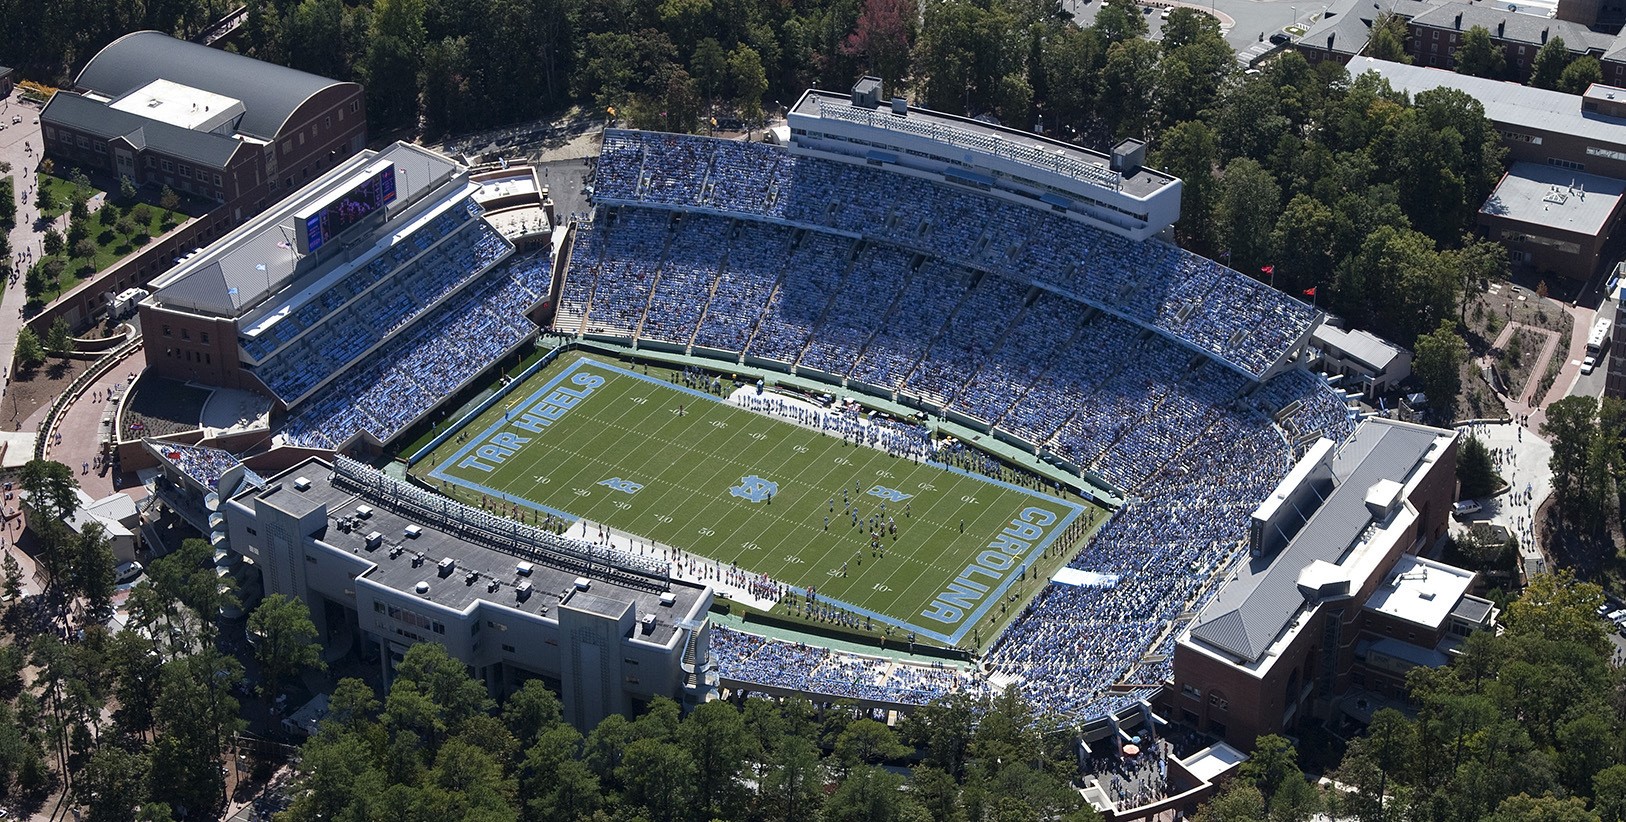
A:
<box><xmin>790</xmin><ymin>89</ymin><xmax>1177</xmax><ymax>199</ymax></box>
<box><xmin>74</xmin><ymin>30</ymin><xmax>354</xmax><ymax>140</ymax></box>
<box><xmin>242</xmin><ymin>458</ymin><xmax>706</xmax><ymax>637</ymax></box>
<box><xmin>1349</xmin><ymin>57</ymin><xmax>1626</xmax><ymax>149</ymax></box>
<box><xmin>146</xmin><ymin>142</ymin><xmax>463</xmax><ymax>318</ymax></box>
<box><xmin>40</xmin><ymin>91</ymin><xmax>242</xmax><ymax>168</ymax></box>
<box><xmin>1314</xmin><ymin>325</ymin><xmax>1407</xmax><ymax>373</ymax></box>
<box><xmin>1187</xmin><ymin>418</ymin><xmax>1450</xmax><ymax>664</ymax></box>
<box><xmin>1480</xmin><ymin>162</ymin><xmax>1626</xmax><ymax>236</ymax></box>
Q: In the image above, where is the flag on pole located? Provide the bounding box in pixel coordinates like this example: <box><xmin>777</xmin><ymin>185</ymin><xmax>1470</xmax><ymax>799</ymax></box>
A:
<box><xmin>1303</xmin><ymin>286</ymin><xmax>1317</xmax><ymax>297</ymax></box>
<box><xmin>1261</xmin><ymin>264</ymin><xmax>1274</xmax><ymax>275</ymax></box>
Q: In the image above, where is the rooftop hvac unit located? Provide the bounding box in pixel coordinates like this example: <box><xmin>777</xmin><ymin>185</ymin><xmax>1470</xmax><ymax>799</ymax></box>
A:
<box><xmin>404</xmin><ymin>525</ymin><xmax>422</xmax><ymax>539</ymax></box>
<box><xmin>364</xmin><ymin>531</ymin><xmax>383</xmax><ymax>550</ymax></box>
<box><xmin>437</xmin><ymin>557</ymin><xmax>456</xmax><ymax>576</ymax></box>
<box><xmin>641</xmin><ymin>613</ymin><xmax>656</xmax><ymax>633</ymax></box>
<box><xmin>487</xmin><ymin>579</ymin><xmax>500</xmax><ymax>593</ymax></box>
<box><xmin>516</xmin><ymin>561</ymin><xmax>534</xmax><ymax>577</ymax></box>
<box><xmin>516</xmin><ymin>580</ymin><xmax>533</xmax><ymax>600</ymax></box>
<box><xmin>293</xmin><ymin>477</ymin><xmax>312</xmax><ymax>491</ymax></box>
<box><xmin>355</xmin><ymin>505</ymin><xmax>374</xmax><ymax>519</ymax></box>
<box><xmin>574</xmin><ymin>577</ymin><xmax>591</xmax><ymax>591</ymax></box>
<box><xmin>659</xmin><ymin>592</ymin><xmax>677</xmax><ymax>607</ymax></box>
<box><xmin>465</xmin><ymin>571</ymin><xmax>480</xmax><ymax>585</ymax></box>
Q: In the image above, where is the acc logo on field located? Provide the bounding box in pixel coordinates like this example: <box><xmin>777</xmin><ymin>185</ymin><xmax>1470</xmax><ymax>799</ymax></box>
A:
<box><xmin>729</xmin><ymin>475</ymin><xmax>778</xmax><ymax>503</ymax></box>
<box><xmin>867</xmin><ymin>485</ymin><xmax>913</xmax><ymax>503</ymax></box>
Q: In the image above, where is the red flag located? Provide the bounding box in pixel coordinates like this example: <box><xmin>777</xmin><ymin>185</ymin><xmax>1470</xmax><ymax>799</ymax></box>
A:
<box><xmin>1261</xmin><ymin>265</ymin><xmax>1274</xmax><ymax>275</ymax></box>
<box><xmin>1303</xmin><ymin>286</ymin><xmax>1317</xmax><ymax>297</ymax></box>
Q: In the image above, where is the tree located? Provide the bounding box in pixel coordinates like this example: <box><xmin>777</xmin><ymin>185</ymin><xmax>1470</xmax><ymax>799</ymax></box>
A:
<box><xmin>841</xmin><ymin>0</ymin><xmax>915</xmax><ymax>86</ymax></box>
<box><xmin>1595</xmin><ymin>765</ymin><xmax>1626</xmax><ymax>822</ymax></box>
<box><xmin>1367</xmin><ymin>13</ymin><xmax>1411</xmax><ymax>63</ymax></box>
<box><xmin>21</xmin><ymin>459</ymin><xmax>79</xmax><ymax>522</ymax></box>
<box><xmin>1541</xmin><ymin>395</ymin><xmax>1599</xmax><ymax>510</ymax></box>
<box><xmin>158</xmin><ymin>186</ymin><xmax>180</xmax><ymax>213</ymax></box>
<box><xmin>1412</xmin><ymin>319</ymin><xmax>1468</xmax><ymax>419</ymax></box>
<box><xmin>1093</xmin><ymin>0</ymin><xmax>1148</xmax><ymax>48</ymax></box>
<box><xmin>1215</xmin><ymin>157</ymin><xmax>1281</xmax><ymax>276</ymax></box>
<box><xmin>1098</xmin><ymin>38</ymin><xmax>1160</xmax><ymax>139</ymax></box>
<box><xmin>3</xmin><ymin>550</ymin><xmax>22</xmax><ymax>602</ymax></box>
<box><xmin>619</xmin><ymin>737</ymin><xmax>696</xmax><ymax>822</ymax></box>
<box><xmin>1484</xmin><ymin>792</ymin><xmax>1600</xmax><ymax>822</ymax></box>
<box><xmin>823</xmin><ymin>764</ymin><xmax>917</xmax><ymax>822</ymax></box>
<box><xmin>727</xmin><ymin>44</ymin><xmax>768</xmax><ymax>125</ymax></box>
<box><xmin>761</xmin><ymin>735</ymin><xmax>825</xmax><ymax>822</ymax></box>
<box><xmin>46</xmin><ymin>316</ymin><xmax>74</xmax><ymax>361</ymax></box>
<box><xmin>119</xmin><ymin>175</ymin><xmax>138</xmax><ymax>203</ymax></box>
<box><xmin>1504</xmin><ymin>570</ymin><xmax>1608</xmax><ymax>655</ymax></box>
<box><xmin>38</xmin><ymin>185</ymin><xmax>56</xmax><ymax>214</ymax></box>
<box><xmin>501</xmin><ymin>679</ymin><xmax>561</xmax><ymax>747</ymax></box>
<box><xmin>15</xmin><ymin>327</ymin><xmax>45</xmax><ymax>370</ymax></box>
<box><xmin>43</xmin><ymin>227</ymin><xmax>63</xmax><ymax>256</ymax></box>
<box><xmin>683</xmin><ymin>697</ymin><xmax>750</xmax><ymax>819</ymax></box>
<box><xmin>72</xmin><ymin>521</ymin><xmax>116</xmax><ymax>623</ymax></box>
<box><xmin>73</xmin><ymin>238</ymin><xmax>96</xmax><ymax>263</ymax></box>
<box><xmin>247</xmin><ymin>594</ymin><xmax>326</xmax><ymax>699</ymax></box>
<box><xmin>1530</xmin><ymin>37</ymin><xmax>1572</xmax><ymax>90</ymax></box>
<box><xmin>1457</xmin><ymin>435</ymin><xmax>1499</xmax><ymax>499</ymax></box>
<box><xmin>1560</xmin><ymin>57</ymin><xmax>1603</xmax><ymax>94</ymax></box>
<box><xmin>1455</xmin><ymin>26</ymin><xmax>1507</xmax><ymax>79</ymax></box>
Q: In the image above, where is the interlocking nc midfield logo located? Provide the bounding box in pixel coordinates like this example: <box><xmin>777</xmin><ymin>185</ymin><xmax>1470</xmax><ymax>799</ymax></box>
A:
<box><xmin>729</xmin><ymin>475</ymin><xmax>778</xmax><ymax>503</ymax></box>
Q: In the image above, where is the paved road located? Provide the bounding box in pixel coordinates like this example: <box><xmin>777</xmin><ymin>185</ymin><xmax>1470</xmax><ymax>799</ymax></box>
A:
<box><xmin>0</xmin><ymin>89</ymin><xmax>53</xmax><ymax>411</ymax></box>
<box><xmin>1067</xmin><ymin>0</ymin><xmax>1314</xmax><ymax>52</ymax></box>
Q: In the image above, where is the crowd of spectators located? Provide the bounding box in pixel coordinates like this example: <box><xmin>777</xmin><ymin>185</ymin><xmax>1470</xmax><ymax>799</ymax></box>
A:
<box><xmin>281</xmin><ymin>252</ymin><xmax>551</xmax><ymax>448</ymax></box>
<box><xmin>253</xmin><ymin>206</ymin><xmax>509</xmax><ymax>403</ymax></box>
<box><xmin>561</xmin><ymin>131</ymin><xmax>1364</xmax><ymax>723</ymax></box>
<box><xmin>587</xmin><ymin>130</ymin><xmax>1318</xmax><ymax>375</ymax></box>
<box><xmin>709</xmin><ymin>626</ymin><xmax>985</xmax><ymax>705</ymax></box>
<box><xmin>153</xmin><ymin>441</ymin><xmax>243</xmax><ymax>490</ymax></box>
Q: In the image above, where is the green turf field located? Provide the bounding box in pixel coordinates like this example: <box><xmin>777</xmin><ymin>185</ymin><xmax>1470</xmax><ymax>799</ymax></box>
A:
<box><xmin>422</xmin><ymin>356</ymin><xmax>1090</xmax><ymax>645</ymax></box>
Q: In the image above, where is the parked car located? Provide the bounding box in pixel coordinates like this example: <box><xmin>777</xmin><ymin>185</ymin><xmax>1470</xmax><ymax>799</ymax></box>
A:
<box><xmin>1452</xmin><ymin>499</ymin><xmax>1482</xmax><ymax>517</ymax></box>
<box><xmin>115</xmin><ymin>560</ymin><xmax>144</xmax><ymax>584</ymax></box>
<box><xmin>1269</xmin><ymin>32</ymin><xmax>1291</xmax><ymax>44</ymax></box>
<box><xmin>1582</xmin><ymin>355</ymin><xmax>1598</xmax><ymax>375</ymax></box>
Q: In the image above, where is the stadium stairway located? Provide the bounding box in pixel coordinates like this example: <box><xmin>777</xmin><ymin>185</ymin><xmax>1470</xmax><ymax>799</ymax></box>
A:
<box><xmin>895</xmin><ymin>268</ymin><xmax>985</xmax><ymax>404</ymax></box>
<box><xmin>629</xmin><ymin>222</ymin><xmax>676</xmax><ymax>342</ymax></box>
<box><xmin>785</xmin><ymin>240</ymin><xmax>863</xmax><ymax>372</ymax></box>
<box><xmin>683</xmin><ymin>225</ymin><xmax>734</xmax><ymax>354</ymax></box>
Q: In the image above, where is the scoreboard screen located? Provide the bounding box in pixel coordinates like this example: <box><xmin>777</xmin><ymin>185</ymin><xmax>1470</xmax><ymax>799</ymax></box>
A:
<box><xmin>302</xmin><ymin>163</ymin><xmax>397</xmax><ymax>253</ymax></box>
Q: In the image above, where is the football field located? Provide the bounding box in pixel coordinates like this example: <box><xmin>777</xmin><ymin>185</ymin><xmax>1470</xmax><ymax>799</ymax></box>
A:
<box><xmin>422</xmin><ymin>356</ymin><xmax>1092</xmax><ymax>645</ymax></box>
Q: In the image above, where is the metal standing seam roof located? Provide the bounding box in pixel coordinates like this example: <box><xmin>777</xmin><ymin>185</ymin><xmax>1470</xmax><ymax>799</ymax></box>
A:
<box><xmin>40</xmin><ymin>91</ymin><xmax>242</xmax><ymax>168</ymax></box>
<box><xmin>148</xmin><ymin>142</ymin><xmax>464</xmax><ymax>318</ymax></box>
<box><xmin>1314</xmin><ymin>325</ymin><xmax>1406</xmax><ymax>373</ymax></box>
<box><xmin>1349</xmin><ymin>56</ymin><xmax>1626</xmax><ymax>148</ymax></box>
<box><xmin>74</xmin><ymin>30</ymin><xmax>355</xmax><ymax>141</ymax></box>
<box><xmin>1187</xmin><ymin>422</ymin><xmax>1444</xmax><ymax>662</ymax></box>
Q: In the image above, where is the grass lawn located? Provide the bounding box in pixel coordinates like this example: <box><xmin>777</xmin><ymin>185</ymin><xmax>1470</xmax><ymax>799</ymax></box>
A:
<box><xmin>28</xmin><ymin>197</ymin><xmax>185</xmax><ymax>305</ymax></box>
<box><xmin>419</xmin><ymin>355</ymin><xmax>1102</xmax><ymax>647</ymax></box>
<box><xmin>35</xmin><ymin>171</ymin><xmax>100</xmax><ymax>220</ymax></box>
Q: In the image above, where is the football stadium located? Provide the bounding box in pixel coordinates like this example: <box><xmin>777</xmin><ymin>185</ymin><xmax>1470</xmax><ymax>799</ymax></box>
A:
<box><xmin>134</xmin><ymin>77</ymin><xmax>1355</xmax><ymax>727</ymax></box>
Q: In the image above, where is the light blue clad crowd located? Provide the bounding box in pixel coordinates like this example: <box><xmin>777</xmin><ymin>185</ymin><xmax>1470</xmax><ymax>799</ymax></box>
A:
<box><xmin>559</xmin><ymin>132</ymin><xmax>1356</xmax><ymax>721</ymax></box>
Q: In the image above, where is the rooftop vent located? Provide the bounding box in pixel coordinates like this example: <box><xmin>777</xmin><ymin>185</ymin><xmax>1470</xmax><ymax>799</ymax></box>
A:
<box><xmin>414</xmin><ymin>580</ymin><xmax>430</xmax><ymax>595</ymax></box>
<box><xmin>851</xmin><ymin>76</ymin><xmax>883</xmax><ymax>109</ymax></box>
<box><xmin>465</xmin><ymin>571</ymin><xmax>480</xmax><ymax>586</ymax></box>
<box><xmin>388</xmin><ymin>545</ymin><xmax>404</xmax><ymax>560</ymax></box>
<box><xmin>293</xmin><ymin>477</ymin><xmax>312</xmax><ymax>491</ymax></box>
<box><xmin>889</xmin><ymin>96</ymin><xmax>908</xmax><ymax>116</ymax></box>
